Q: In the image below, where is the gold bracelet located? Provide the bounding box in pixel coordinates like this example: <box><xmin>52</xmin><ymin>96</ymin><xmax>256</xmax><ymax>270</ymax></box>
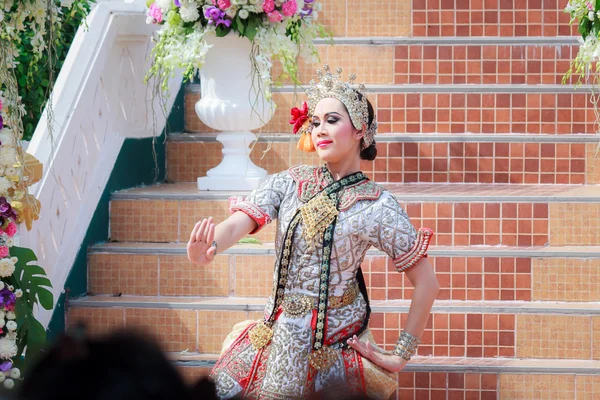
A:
<box><xmin>392</xmin><ymin>330</ymin><xmax>420</xmax><ymax>361</ymax></box>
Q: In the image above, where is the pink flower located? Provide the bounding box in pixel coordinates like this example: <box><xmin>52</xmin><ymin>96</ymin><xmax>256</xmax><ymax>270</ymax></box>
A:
<box><xmin>217</xmin><ymin>0</ymin><xmax>231</xmax><ymax>9</ymax></box>
<box><xmin>267</xmin><ymin>10</ymin><xmax>283</xmax><ymax>22</ymax></box>
<box><xmin>0</xmin><ymin>99</ymin><xmax>3</xmax><ymax>112</ymax></box>
<box><xmin>148</xmin><ymin>3</ymin><xmax>163</xmax><ymax>23</ymax></box>
<box><xmin>587</xmin><ymin>1</ymin><xmax>594</xmax><ymax>10</ymax></box>
<box><xmin>262</xmin><ymin>0</ymin><xmax>275</xmax><ymax>13</ymax></box>
<box><xmin>0</xmin><ymin>247</ymin><xmax>7</xmax><ymax>258</ymax></box>
<box><xmin>4</xmin><ymin>223</ymin><xmax>16</xmax><ymax>238</ymax></box>
<box><xmin>281</xmin><ymin>0</ymin><xmax>297</xmax><ymax>16</ymax></box>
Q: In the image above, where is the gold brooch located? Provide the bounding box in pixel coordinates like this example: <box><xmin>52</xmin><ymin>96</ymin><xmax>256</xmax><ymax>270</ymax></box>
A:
<box><xmin>300</xmin><ymin>192</ymin><xmax>338</xmax><ymax>242</ymax></box>
<box><xmin>308</xmin><ymin>345</ymin><xmax>337</xmax><ymax>371</ymax></box>
<box><xmin>248</xmin><ymin>321</ymin><xmax>274</xmax><ymax>351</ymax></box>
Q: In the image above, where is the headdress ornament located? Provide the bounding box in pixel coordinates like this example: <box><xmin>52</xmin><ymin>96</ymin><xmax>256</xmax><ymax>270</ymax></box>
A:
<box><xmin>289</xmin><ymin>65</ymin><xmax>378</xmax><ymax>152</ymax></box>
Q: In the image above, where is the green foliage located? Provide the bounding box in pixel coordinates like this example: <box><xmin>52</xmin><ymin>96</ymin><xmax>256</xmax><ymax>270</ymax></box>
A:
<box><xmin>8</xmin><ymin>246</ymin><xmax>53</xmax><ymax>368</ymax></box>
<box><xmin>15</xmin><ymin>0</ymin><xmax>95</xmax><ymax>141</ymax></box>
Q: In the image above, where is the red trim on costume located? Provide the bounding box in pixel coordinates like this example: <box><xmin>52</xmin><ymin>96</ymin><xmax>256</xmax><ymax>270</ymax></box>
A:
<box><xmin>342</xmin><ymin>347</ymin><xmax>366</xmax><ymax>395</ymax></box>
<box><xmin>244</xmin><ymin>345</ymin><xmax>271</xmax><ymax>399</ymax></box>
<box><xmin>393</xmin><ymin>227</ymin><xmax>434</xmax><ymax>272</ymax></box>
<box><xmin>230</xmin><ymin>201</ymin><xmax>272</xmax><ymax>234</ymax></box>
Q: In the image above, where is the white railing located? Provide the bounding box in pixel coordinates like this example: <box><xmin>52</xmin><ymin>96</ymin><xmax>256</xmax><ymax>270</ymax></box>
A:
<box><xmin>23</xmin><ymin>0</ymin><xmax>181</xmax><ymax>328</ymax></box>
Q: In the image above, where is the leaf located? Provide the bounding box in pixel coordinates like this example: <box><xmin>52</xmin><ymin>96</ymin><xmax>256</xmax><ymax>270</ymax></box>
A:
<box><xmin>24</xmin><ymin>317</ymin><xmax>46</xmax><ymax>366</ymax></box>
<box><xmin>10</xmin><ymin>247</ymin><xmax>54</xmax><ymax>311</ymax></box>
<box><xmin>236</xmin><ymin>15</ymin><xmax>245</xmax><ymax>35</ymax></box>
<box><xmin>35</xmin><ymin>287</ymin><xmax>54</xmax><ymax>310</ymax></box>
<box><xmin>245</xmin><ymin>15</ymin><xmax>260</xmax><ymax>41</ymax></box>
<box><xmin>238</xmin><ymin>237</ymin><xmax>263</xmax><ymax>245</ymax></box>
<box><xmin>215</xmin><ymin>24</ymin><xmax>231</xmax><ymax>37</ymax></box>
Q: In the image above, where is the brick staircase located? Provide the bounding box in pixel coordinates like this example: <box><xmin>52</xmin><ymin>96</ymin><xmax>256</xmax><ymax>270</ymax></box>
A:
<box><xmin>67</xmin><ymin>1</ymin><xmax>600</xmax><ymax>398</ymax></box>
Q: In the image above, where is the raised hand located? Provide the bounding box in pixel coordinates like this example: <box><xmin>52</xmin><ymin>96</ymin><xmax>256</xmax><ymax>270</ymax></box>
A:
<box><xmin>346</xmin><ymin>335</ymin><xmax>408</xmax><ymax>373</ymax></box>
<box><xmin>187</xmin><ymin>217</ymin><xmax>217</xmax><ymax>266</ymax></box>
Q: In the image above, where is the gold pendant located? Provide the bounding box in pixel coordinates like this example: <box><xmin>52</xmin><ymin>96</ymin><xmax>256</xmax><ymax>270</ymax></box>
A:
<box><xmin>249</xmin><ymin>321</ymin><xmax>273</xmax><ymax>350</ymax></box>
<box><xmin>300</xmin><ymin>192</ymin><xmax>338</xmax><ymax>242</ymax></box>
<box><xmin>308</xmin><ymin>346</ymin><xmax>337</xmax><ymax>371</ymax></box>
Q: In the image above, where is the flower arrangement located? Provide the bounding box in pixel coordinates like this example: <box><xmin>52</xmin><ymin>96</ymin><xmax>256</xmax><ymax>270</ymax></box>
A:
<box><xmin>0</xmin><ymin>0</ymin><xmax>81</xmax><ymax>388</ymax></box>
<box><xmin>564</xmin><ymin>0</ymin><xmax>600</xmax><ymax>82</ymax></box>
<box><xmin>144</xmin><ymin>0</ymin><xmax>328</xmax><ymax>99</ymax></box>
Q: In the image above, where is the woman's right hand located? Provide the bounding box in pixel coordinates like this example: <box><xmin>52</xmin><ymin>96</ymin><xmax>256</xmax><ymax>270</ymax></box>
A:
<box><xmin>187</xmin><ymin>217</ymin><xmax>217</xmax><ymax>266</ymax></box>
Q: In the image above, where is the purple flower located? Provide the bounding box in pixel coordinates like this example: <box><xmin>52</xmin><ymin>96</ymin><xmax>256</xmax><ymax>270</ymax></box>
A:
<box><xmin>301</xmin><ymin>0</ymin><xmax>314</xmax><ymax>16</ymax></box>
<box><xmin>0</xmin><ymin>362</ymin><xmax>12</xmax><ymax>372</ymax></box>
<box><xmin>0</xmin><ymin>198</ymin><xmax>17</xmax><ymax>222</ymax></box>
<box><xmin>0</xmin><ymin>288</ymin><xmax>16</xmax><ymax>309</ymax></box>
<box><xmin>0</xmin><ymin>114</ymin><xmax>3</xmax><ymax>131</ymax></box>
<box><xmin>173</xmin><ymin>0</ymin><xmax>181</xmax><ymax>6</ymax></box>
<box><xmin>204</xmin><ymin>5</ymin><xmax>230</xmax><ymax>26</ymax></box>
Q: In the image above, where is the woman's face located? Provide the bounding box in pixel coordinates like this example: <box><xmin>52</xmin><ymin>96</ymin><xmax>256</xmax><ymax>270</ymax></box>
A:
<box><xmin>310</xmin><ymin>98</ymin><xmax>362</xmax><ymax>165</ymax></box>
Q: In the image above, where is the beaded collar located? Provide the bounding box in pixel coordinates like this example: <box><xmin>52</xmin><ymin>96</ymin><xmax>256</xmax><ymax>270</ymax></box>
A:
<box><xmin>288</xmin><ymin>165</ymin><xmax>382</xmax><ymax>211</ymax></box>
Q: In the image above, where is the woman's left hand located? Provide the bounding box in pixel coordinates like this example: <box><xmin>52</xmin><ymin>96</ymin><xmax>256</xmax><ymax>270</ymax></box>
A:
<box><xmin>346</xmin><ymin>335</ymin><xmax>408</xmax><ymax>373</ymax></box>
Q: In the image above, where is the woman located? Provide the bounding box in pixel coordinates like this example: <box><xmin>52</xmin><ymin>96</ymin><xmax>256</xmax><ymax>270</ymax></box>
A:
<box><xmin>187</xmin><ymin>65</ymin><xmax>439</xmax><ymax>399</ymax></box>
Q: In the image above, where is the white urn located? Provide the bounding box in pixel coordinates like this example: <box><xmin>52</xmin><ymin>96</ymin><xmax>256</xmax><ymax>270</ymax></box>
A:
<box><xmin>195</xmin><ymin>32</ymin><xmax>276</xmax><ymax>191</ymax></box>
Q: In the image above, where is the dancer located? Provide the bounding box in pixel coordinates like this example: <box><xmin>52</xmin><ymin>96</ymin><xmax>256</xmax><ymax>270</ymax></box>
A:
<box><xmin>187</xmin><ymin>65</ymin><xmax>439</xmax><ymax>399</ymax></box>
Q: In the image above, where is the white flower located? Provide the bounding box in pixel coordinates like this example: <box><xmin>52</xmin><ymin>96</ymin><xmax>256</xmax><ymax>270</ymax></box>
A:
<box><xmin>14</xmin><ymin>289</ymin><xmax>21</xmax><ymax>298</ymax></box>
<box><xmin>8</xmin><ymin>368</ymin><xmax>19</xmax><ymax>380</ymax></box>
<box><xmin>0</xmin><ymin>338</ymin><xmax>17</xmax><ymax>359</ymax></box>
<box><xmin>248</xmin><ymin>0</ymin><xmax>258</xmax><ymax>4</ymax></box>
<box><xmin>238</xmin><ymin>8</ymin><xmax>249</xmax><ymax>18</ymax></box>
<box><xmin>0</xmin><ymin>282</ymin><xmax>5</xmax><ymax>291</ymax></box>
<box><xmin>0</xmin><ymin>177</ymin><xmax>12</xmax><ymax>195</ymax></box>
<box><xmin>156</xmin><ymin>0</ymin><xmax>173</xmax><ymax>11</ymax></box>
<box><xmin>0</xmin><ymin>131</ymin><xmax>14</xmax><ymax>148</ymax></box>
<box><xmin>0</xmin><ymin>259</ymin><xmax>14</xmax><ymax>278</ymax></box>
<box><xmin>6</xmin><ymin>312</ymin><xmax>15</xmax><ymax>320</ymax></box>
<box><xmin>6</xmin><ymin>321</ymin><xmax>17</xmax><ymax>332</ymax></box>
<box><xmin>0</xmin><ymin>311</ymin><xmax>5</xmax><ymax>320</ymax></box>
<box><xmin>8</xmin><ymin>259</ymin><xmax>15</xmax><ymax>266</ymax></box>
<box><xmin>7</xmin><ymin>285</ymin><xmax>13</xmax><ymax>292</ymax></box>
<box><xmin>60</xmin><ymin>0</ymin><xmax>74</xmax><ymax>7</ymax></box>
<box><xmin>0</xmin><ymin>320</ymin><xmax>6</xmax><ymax>329</ymax></box>
<box><xmin>3</xmin><ymin>238</ymin><xmax>13</xmax><ymax>248</ymax></box>
<box><xmin>3</xmin><ymin>379</ymin><xmax>13</xmax><ymax>390</ymax></box>
<box><xmin>225</xmin><ymin>5</ymin><xmax>238</xmax><ymax>18</ymax></box>
<box><xmin>0</xmin><ymin>372</ymin><xmax>5</xmax><ymax>383</ymax></box>
<box><xmin>6</xmin><ymin>332</ymin><xmax>16</xmax><ymax>341</ymax></box>
<box><xmin>233</xmin><ymin>0</ymin><xmax>248</xmax><ymax>5</ymax></box>
<box><xmin>589</xmin><ymin>10</ymin><xmax>595</xmax><ymax>20</ymax></box>
<box><xmin>179</xmin><ymin>4</ymin><xmax>200</xmax><ymax>22</ymax></box>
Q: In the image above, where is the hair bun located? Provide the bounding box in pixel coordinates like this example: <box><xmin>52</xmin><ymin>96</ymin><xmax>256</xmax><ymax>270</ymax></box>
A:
<box><xmin>360</xmin><ymin>143</ymin><xmax>377</xmax><ymax>161</ymax></box>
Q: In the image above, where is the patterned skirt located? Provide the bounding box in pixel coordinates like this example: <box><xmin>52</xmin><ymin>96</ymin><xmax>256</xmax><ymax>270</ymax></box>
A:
<box><xmin>209</xmin><ymin>315</ymin><xmax>398</xmax><ymax>400</ymax></box>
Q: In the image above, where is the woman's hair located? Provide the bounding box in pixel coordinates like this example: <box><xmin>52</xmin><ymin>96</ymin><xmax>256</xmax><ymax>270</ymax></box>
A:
<box><xmin>353</xmin><ymin>91</ymin><xmax>377</xmax><ymax>161</ymax></box>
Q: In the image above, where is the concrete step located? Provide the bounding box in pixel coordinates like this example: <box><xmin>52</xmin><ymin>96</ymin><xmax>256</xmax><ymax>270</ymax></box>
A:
<box><xmin>270</xmin><ymin>40</ymin><xmax>580</xmax><ymax>86</ymax></box>
<box><xmin>167</xmin><ymin>133</ymin><xmax>600</xmax><ymax>185</ymax></box>
<box><xmin>173</xmin><ymin>352</ymin><xmax>600</xmax><ymax>399</ymax></box>
<box><xmin>89</xmin><ymin>242</ymin><xmax>600</xmax><ymax>302</ymax></box>
<box><xmin>67</xmin><ymin>295</ymin><xmax>600</xmax><ymax>360</ymax></box>
<box><xmin>184</xmin><ymin>85</ymin><xmax>595</xmax><ymax>135</ymax></box>
<box><xmin>411</xmin><ymin>1</ymin><xmax>575</xmax><ymax>38</ymax></box>
<box><xmin>109</xmin><ymin>182</ymin><xmax>600</xmax><ymax>247</ymax></box>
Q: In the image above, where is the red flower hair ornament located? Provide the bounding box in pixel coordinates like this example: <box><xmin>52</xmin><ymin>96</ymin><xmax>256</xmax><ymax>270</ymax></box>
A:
<box><xmin>289</xmin><ymin>101</ymin><xmax>315</xmax><ymax>152</ymax></box>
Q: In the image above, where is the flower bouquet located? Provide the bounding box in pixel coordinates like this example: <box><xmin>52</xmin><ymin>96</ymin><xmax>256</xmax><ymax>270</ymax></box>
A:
<box><xmin>144</xmin><ymin>0</ymin><xmax>328</xmax><ymax>99</ymax></box>
<box><xmin>0</xmin><ymin>93</ymin><xmax>53</xmax><ymax>389</ymax></box>
<box><xmin>564</xmin><ymin>0</ymin><xmax>600</xmax><ymax>82</ymax></box>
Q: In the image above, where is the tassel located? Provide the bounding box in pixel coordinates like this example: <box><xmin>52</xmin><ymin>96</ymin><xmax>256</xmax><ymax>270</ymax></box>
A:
<box><xmin>297</xmin><ymin>132</ymin><xmax>316</xmax><ymax>152</ymax></box>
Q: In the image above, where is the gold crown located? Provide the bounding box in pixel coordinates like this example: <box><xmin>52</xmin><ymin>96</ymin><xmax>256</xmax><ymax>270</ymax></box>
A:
<box><xmin>306</xmin><ymin>65</ymin><xmax>377</xmax><ymax>147</ymax></box>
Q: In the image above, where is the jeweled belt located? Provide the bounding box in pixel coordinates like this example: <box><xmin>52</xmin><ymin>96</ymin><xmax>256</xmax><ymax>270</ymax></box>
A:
<box><xmin>281</xmin><ymin>284</ymin><xmax>359</xmax><ymax>318</ymax></box>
